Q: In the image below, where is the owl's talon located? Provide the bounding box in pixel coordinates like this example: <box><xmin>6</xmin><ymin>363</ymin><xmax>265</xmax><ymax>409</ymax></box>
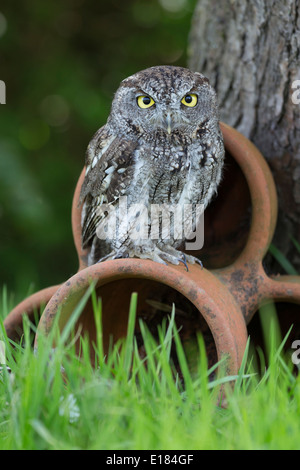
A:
<box><xmin>96</xmin><ymin>251</ymin><xmax>116</xmax><ymax>263</ymax></box>
<box><xmin>112</xmin><ymin>252</ymin><xmax>129</xmax><ymax>260</ymax></box>
<box><xmin>178</xmin><ymin>254</ymin><xmax>189</xmax><ymax>272</ymax></box>
<box><xmin>185</xmin><ymin>255</ymin><xmax>204</xmax><ymax>269</ymax></box>
<box><xmin>97</xmin><ymin>250</ymin><xmax>130</xmax><ymax>263</ymax></box>
<box><xmin>195</xmin><ymin>258</ymin><xmax>203</xmax><ymax>269</ymax></box>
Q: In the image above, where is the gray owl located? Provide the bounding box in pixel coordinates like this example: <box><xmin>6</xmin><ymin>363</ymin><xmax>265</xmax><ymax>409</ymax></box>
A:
<box><xmin>80</xmin><ymin>66</ymin><xmax>224</xmax><ymax>268</ymax></box>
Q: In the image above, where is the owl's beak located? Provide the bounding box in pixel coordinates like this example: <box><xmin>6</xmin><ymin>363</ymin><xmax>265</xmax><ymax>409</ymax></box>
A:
<box><xmin>164</xmin><ymin>113</ymin><xmax>173</xmax><ymax>135</ymax></box>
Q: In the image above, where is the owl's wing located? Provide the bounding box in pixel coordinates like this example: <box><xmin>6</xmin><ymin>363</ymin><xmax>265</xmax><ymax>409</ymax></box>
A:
<box><xmin>80</xmin><ymin>125</ymin><xmax>138</xmax><ymax>249</ymax></box>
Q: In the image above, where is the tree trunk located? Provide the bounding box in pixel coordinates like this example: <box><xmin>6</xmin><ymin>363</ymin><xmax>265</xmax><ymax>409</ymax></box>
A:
<box><xmin>188</xmin><ymin>0</ymin><xmax>300</xmax><ymax>270</ymax></box>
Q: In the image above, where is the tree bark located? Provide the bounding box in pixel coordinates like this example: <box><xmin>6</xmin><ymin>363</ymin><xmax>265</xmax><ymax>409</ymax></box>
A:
<box><xmin>188</xmin><ymin>0</ymin><xmax>300</xmax><ymax>270</ymax></box>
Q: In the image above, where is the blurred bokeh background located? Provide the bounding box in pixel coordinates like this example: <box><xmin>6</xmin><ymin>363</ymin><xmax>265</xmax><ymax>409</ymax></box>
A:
<box><xmin>0</xmin><ymin>0</ymin><xmax>197</xmax><ymax>301</ymax></box>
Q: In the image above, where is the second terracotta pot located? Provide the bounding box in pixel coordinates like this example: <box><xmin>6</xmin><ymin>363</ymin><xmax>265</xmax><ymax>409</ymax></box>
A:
<box><xmin>36</xmin><ymin>259</ymin><xmax>248</xmax><ymax>375</ymax></box>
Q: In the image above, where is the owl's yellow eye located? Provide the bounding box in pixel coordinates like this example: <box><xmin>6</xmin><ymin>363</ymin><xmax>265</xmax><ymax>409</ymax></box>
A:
<box><xmin>181</xmin><ymin>93</ymin><xmax>198</xmax><ymax>107</ymax></box>
<box><xmin>137</xmin><ymin>95</ymin><xmax>155</xmax><ymax>109</ymax></box>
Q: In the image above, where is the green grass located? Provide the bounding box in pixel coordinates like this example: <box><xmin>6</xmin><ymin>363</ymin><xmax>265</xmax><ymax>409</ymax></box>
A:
<box><xmin>1</xmin><ymin>285</ymin><xmax>300</xmax><ymax>450</ymax></box>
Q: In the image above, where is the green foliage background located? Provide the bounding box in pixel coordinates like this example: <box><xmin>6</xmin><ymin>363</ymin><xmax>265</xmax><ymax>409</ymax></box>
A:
<box><xmin>0</xmin><ymin>0</ymin><xmax>197</xmax><ymax>299</ymax></box>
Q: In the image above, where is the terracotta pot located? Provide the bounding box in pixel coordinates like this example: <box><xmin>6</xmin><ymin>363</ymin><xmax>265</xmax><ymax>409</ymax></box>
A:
<box><xmin>71</xmin><ymin>122</ymin><xmax>300</xmax><ymax>320</ymax></box>
<box><xmin>71</xmin><ymin>122</ymin><xmax>277</xmax><ymax>274</ymax></box>
<box><xmin>36</xmin><ymin>260</ymin><xmax>247</xmax><ymax>375</ymax></box>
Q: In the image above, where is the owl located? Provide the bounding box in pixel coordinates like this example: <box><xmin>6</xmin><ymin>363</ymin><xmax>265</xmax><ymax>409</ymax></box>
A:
<box><xmin>80</xmin><ymin>66</ymin><xmax>224</xmax><ymax>269</ymax></box>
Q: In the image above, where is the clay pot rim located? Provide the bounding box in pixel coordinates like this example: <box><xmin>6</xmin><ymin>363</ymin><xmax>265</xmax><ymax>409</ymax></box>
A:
<box><xmin>3</xmin><ymin>284</ymin><xmax>61</xmax><ymax>343</ymax></box>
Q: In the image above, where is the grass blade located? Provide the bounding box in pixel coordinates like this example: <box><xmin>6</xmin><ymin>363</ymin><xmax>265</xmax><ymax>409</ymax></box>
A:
<box><xmin>269</xmin><ymin>244</ymin><xmax>298</xmax><ymax>275</ymax></box>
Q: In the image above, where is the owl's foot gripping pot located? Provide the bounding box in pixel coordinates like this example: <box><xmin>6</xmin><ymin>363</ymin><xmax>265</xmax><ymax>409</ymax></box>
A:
<box><xmin>4</xmin><ymin>123</ymin><xmax>300</xmax><ymax>379</ymax></box>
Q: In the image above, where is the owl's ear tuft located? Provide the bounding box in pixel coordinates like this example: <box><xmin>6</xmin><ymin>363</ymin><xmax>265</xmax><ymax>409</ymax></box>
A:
<box><xmin>120</xmin><ymin>76</ymin><xmax>138</xmax><ymax>89</ymax></box>
<box><xmin>194</xmin><ymin>72</ymin><xmax>210</xmax><ymax>85</ymax></box>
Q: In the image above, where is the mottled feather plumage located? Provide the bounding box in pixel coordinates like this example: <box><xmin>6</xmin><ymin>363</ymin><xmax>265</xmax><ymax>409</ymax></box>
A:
<box><xmin>80</xmin><ymin>65</ymin><xmax>225</xmax><ymax>267</ymax></box>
